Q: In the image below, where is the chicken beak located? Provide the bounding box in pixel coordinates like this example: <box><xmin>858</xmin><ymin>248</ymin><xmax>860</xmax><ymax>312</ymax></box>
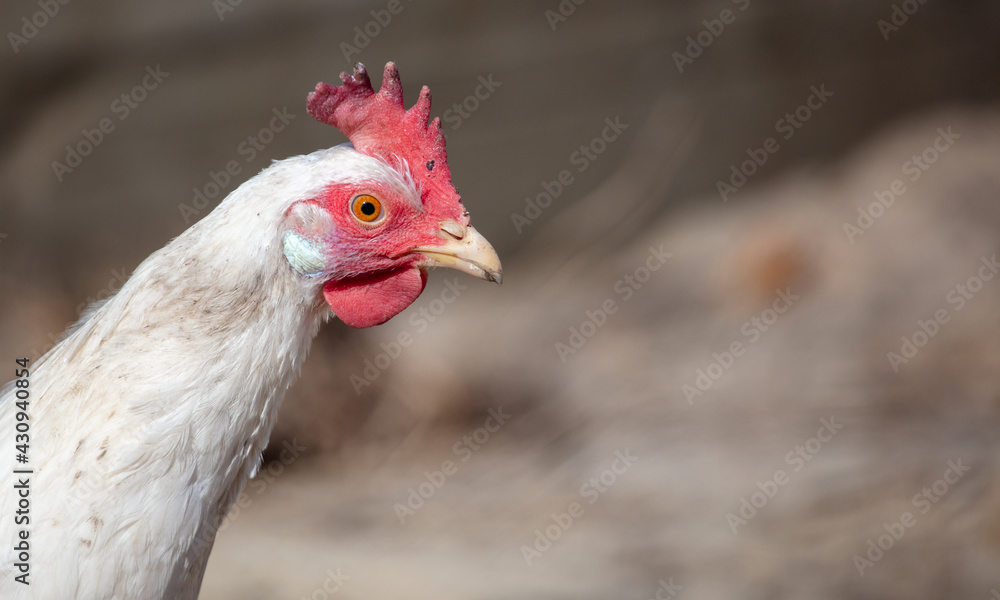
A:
<box><xmin>412</xmin><ymin>223</ymin><xmax>503</xmax><ymax>284</ymax></box>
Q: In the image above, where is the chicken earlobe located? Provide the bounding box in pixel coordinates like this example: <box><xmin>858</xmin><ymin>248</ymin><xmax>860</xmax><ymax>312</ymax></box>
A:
<box><xmin>281</xmin><ymin>201</ymin><xmax>336</xmax><ymax>276</ymax></box>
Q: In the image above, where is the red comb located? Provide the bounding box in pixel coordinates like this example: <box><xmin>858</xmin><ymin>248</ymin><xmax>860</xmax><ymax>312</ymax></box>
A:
<box><xmin>307</xmin><ymin>62</ymin><xmax>461</xmax><ymax>212</ymax></box>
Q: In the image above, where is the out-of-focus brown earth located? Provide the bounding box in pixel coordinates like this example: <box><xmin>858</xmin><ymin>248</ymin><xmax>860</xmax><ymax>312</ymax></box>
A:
<box><xmin>2</xmin><ymin>1</ymin><xmax>1000</xmax><ymax>598</ymax></box>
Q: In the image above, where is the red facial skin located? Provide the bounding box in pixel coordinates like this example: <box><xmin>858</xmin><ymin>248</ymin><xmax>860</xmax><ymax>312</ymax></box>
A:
<box><xmin>309</xmin><ymin>179</ymin><xmax>467</xmax><ymax>328</ymax></box>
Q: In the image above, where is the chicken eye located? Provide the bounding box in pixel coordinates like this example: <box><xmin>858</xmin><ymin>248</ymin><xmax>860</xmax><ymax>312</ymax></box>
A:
<box><xmin>351</xmin><ymin>194</ymin><xmax>383</xmax><ymax>224</ymax></box>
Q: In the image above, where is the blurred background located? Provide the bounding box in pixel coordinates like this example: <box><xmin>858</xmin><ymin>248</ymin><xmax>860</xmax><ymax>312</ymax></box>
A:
<box><xmin>2</xmin><ymin>0</ymin><xmax>1000</xmax><ymax>597</ymax></box>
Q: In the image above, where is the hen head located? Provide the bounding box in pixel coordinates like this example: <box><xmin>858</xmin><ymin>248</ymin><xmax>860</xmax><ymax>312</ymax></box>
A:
<box><xmin>283</xmin><ymin>62</ymin><xmax>501</xmax><ymax>328</ymax></box>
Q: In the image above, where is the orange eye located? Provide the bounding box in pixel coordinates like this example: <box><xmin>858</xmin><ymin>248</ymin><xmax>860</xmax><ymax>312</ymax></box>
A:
<box><xmin>351</xmin><ymin>194</ymin><xmax>383</xmax><ymax>224</ymax></box>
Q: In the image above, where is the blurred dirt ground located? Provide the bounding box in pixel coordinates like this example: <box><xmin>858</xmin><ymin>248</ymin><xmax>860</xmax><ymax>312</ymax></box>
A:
<box><xmin>2</xmin><ymin>1</ymin><xmax>1000</xmax><ymax>598</ymax></box>
<box><xmin>201</xmin><ymin>109</ymin><xmax>1000</xmax><ymax>600</ymax></box>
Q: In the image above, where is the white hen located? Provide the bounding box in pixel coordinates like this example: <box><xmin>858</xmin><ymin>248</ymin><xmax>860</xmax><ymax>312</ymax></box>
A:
<box><xmin>0</xmin><ymin>62</ymin><xmax>501</xmax><ymax>599</ymax></box>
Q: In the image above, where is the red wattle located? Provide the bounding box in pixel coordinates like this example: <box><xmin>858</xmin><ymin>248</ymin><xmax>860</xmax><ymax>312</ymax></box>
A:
<box><xmin>323</xmin><ymin>267</ymin><xmax>427</xmax><ymax>328</ymax></box>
